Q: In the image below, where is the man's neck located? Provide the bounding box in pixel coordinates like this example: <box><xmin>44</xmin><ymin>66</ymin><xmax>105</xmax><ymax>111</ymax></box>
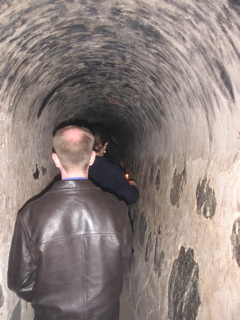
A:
<box><xmin>61</xmin><ymin>170</ymin><xmax>88</xmax><ymax>180</ymax></box>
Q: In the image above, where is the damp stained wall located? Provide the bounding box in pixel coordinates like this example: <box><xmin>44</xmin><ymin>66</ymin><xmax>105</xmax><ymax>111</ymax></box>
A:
<box><xmin>1</xmin><ymin>0</ymin><xmax>240</xmax><ymax>319</ymax></box>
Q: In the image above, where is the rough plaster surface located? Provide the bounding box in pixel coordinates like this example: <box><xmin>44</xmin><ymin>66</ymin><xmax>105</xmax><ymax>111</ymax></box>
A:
<box><xmin>131</xmin><ymin>158</ymin><xmax>240</xmax><ymax>320</ymax></box>
<box><xmin>1</xmin><ymin>0</ymin><xmax>240</xmax><ymax>319</ymax></box>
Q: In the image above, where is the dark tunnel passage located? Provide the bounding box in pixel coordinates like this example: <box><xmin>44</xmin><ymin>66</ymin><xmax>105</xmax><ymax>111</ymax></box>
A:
<box><xmin>1</xmin><ymin>1</ymin><xmax>240</xmax><ymax>319</ymax></box>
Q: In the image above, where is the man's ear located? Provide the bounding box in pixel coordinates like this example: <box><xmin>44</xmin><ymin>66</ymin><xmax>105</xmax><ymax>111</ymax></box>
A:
<box><xmin>89</xmin><ymin>151</ymin><xmax>96</xmax><ymax>166</ymax></box>
<box><xmin>52</xmin><ymin>153</ymin><xmax>61</xmax><ymax>168</ymax></box>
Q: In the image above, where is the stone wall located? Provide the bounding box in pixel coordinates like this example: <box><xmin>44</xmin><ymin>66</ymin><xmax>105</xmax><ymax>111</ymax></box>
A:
<box><xmin>130</xmin><ymin>153</ymin><xmax>240</xmax><ymax>319</ymax></box>
<box><xmin>1</xmin><ymin>0</ymin><xmax>240</xmax><ymax>319</ymax></box>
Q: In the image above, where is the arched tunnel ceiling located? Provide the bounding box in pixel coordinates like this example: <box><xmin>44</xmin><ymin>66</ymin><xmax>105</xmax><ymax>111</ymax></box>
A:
<box><xmin>1</xmin><ymin>0</ymin><xmax>240</xmax><ymax>159</ymax></box>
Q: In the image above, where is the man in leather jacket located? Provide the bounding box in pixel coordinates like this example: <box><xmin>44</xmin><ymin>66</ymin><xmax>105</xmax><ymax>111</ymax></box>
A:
<box><xmin>8</xmin><ymin>125</ymin><xmax>133</xmax><ymax>320</ymax></box>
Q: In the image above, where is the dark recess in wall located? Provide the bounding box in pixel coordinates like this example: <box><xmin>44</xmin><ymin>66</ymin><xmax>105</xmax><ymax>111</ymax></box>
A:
<box><xmin>149</xmin><ymin>164</ymin><xmax>154</xmax><ymax>187</ymax></box>
<box><xmin>33</xmin><ymin>164</ymin><xmax>40</xmax><ymax>180</ymax></box>
<box><xmin>130</xmin><ymin>207</ymin><xmax>138</xmax><ymax>230</ymax></box>
<box><xmin>168</xmin><ymin>246</ymin><xmax>201</xmax><ymax>320</ymax></box>
<box><xmin>155</xmin><ymin>169</ymin><xmax>160</xmax><ymax>190</ymax></box>
<box><xmin>0</xmin><ymin>284</ymin><xmax>4</xmax><ymax>308</ymax></box>
<box><xmin>215</xmin><ymin>60</ymin><xmax>235</xmax><ymax>102</ymax></box>
<box><xmin>153</xmin><ymin>225</ymin><xmax>164</xmax><ymax>277</ymax></box>
<box><xmin>196</xmin><ymin>176</ymin><xmax>217</xmax><ymax>219</ymax></box>
<box><xmin>231</xmin><ymin>217</ymin><xmax>240</xmax><ymax>266</ymax></box>
<box><xmin>145</xmin><ymin>231</ymin><xmax>152</xmax><ymax>262</ymax></box>
<box><xmin>142</xmin><ymin>169</ymin><xmax>148</xmax><ymax>190</ymax></box>
<box><xmin>170</xmin><ymin>167</ymin><xmax>186</xmax><ymax>207</ymax></box>
<box><xmin>41</xmin><ymin>166</ymin><xmax>47</xmax><ymax>175</ymax></box>
<box><xmin>138</xmin><ymin>211</ymin><xmax>147</xmax><ymax>247</ymax></box>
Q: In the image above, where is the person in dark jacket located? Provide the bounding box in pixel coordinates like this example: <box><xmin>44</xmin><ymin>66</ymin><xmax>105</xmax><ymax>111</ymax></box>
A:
<box><xmin>89</xmin><ymin>125</ymin><xmax>139</xmax><ymax>205</ymax></box>
<box><xmin>8</xmin><ymin>125</ymin><xmax>133</xmax><ymax>320</ymax></box>
<box><xmin>106</xmin><ymin>138</ymin><xmax>125</xmax><ymax>169</ymax></box>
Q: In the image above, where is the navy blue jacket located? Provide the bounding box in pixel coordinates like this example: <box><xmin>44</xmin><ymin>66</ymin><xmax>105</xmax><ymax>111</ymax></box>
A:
<box><xmin>89</xmin><ymin>156</ymin><xmax>139</xmax><ymax>205</ymax></box>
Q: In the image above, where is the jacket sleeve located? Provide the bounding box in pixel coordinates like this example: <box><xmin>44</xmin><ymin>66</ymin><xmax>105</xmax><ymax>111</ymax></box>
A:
<box><xmin>115</xmin><ymin>169</ymin><xmax>139</xmax><ymax>205</ymax></box>
<box><xmin>8</xmin><ymin>214</ymin><xmax>38</xmax><ymax>302</ymax></box>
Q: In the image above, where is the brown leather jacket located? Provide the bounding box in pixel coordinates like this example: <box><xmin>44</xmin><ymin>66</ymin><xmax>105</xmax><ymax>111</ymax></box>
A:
<box><xmin>8</xmin><ymin>179</ymin><xmax>133</xmax><ymax>320</ymax></box>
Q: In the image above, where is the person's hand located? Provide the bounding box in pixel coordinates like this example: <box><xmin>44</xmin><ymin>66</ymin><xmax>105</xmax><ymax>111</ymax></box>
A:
<box><xmin>129</xmin><ymin>179</ymin><xmax>137</xmax><ymax>187</ymax></box>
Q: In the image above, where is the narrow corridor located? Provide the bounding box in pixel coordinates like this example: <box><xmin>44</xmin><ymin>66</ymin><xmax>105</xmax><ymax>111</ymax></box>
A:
<box><xmin>1</xmin><ymin>1</ymin><xmax>240</xmax><ymax>319</ymax></box>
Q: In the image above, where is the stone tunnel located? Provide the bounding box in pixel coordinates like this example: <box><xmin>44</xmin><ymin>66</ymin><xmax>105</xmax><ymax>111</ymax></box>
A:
<box><xmin>1</xmin><ymin>0</ymin><xmax>240</xmax><ymax>319</ymax></box>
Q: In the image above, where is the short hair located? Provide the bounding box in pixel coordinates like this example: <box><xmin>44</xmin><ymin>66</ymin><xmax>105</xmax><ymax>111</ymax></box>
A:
<box><xmin>91</xmin><ymin>125</ymin><xmax>110</xmax><ymax>153</ymax></box>
<box><xmin>53</xmin><ymin>125</ymin><xmax>94</xmax><ymax>172</ymax></box>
